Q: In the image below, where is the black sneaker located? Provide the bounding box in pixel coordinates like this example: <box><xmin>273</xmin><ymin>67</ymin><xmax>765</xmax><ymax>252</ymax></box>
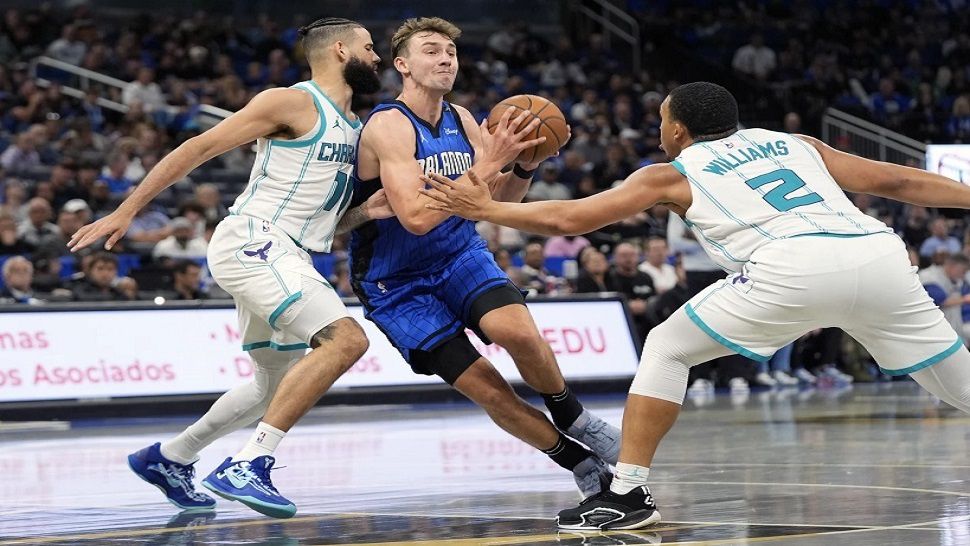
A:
<box><xmin>557</xmin><ymin>485</ymin><xmax>662</xmax><ymax>530</ymax></box>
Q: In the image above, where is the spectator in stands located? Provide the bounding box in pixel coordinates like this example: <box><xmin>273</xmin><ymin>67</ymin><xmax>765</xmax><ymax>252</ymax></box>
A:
<box><xmin>575</xmin><ymin>247</ymin><xmax>609</xmax><ymax>293</ymax></box>
<box><xmin>152</xmin><ymin>216</ymin><xmax>207</xmax><ymax>262</ymax></box>
<box><xmin>732</xmin><ymin>33</ymin><xmax>776</xmax><ymax>80</ymax></box>
<box><xmin>526</xmin><ymin>164</ymin><xmax>571</xmax><ymax>201</ymax></box>
<box><xmin>946</xmin><ymin>95</ymin><xmax>970</xmax><ymax>142</ymax></box>
<box><xmin>919</xmin><ymin>218</ymin><xmax>961</xmax><ymax>258</ymax></box>
<box><xmin>122</xmin><ymin>66</ymin><xmax>166</xmax><ymax>112</ymax></box>
<box><xmin>607</xmin><ymin>242</ymin><xmax>655</xmax><ymax>339</ymax></box>
<box><xmin>98</xmin><ymin>152</ymin><xmax>135</xmax><ymax>196</ymax></box>
<box><xmin>170</xmin><ymin>259</ymin><xmax>206</xmax><ymax>300</ymax></box>
<box><xmin>0</xmin><ymin>256</ymin><xmax>40</xmax><ymax>304</ymax></box>
<box><xmin>194</xmin><ymin>183</ymin><xmax>228</xmax><ymax>223</ymax></box>
<box><xmin>59</xmin><ymin>118</ymin><xmax>108</xmax><ymax>158</ymax></box>
<box><xmin>0</xmin><ymin>132</ymin><xmax>39</xmax><ymax>174</ymax></box>
<box><xmin>919</xmin><ymin>253</ymin><xmax>970</xmax><ymax>342</ymax></box>
<box><xmin>519</xmin><ymin>240</ymin><xmax>558</xmax><ymax>295</ymax></box>
<box><xmin>0</xmin><ymin>212</ymin><xmax>32</xmax><ymax>254</ymax></box>
<box><xmin>783</xmin><ymin>112</ymin><xmax>801</xmax><ymax>133</ymax></box>
<box><xmin>558</xmin><ymin>150</ymin><xmax>587</xmax><ymax>191</ymax></box>
<box><xmin>869</xmin><ymin>78</ymin><xmax>911</xmax><ymax>127</ymax></box>
<box><xmin>176</xmin><ymin>201</ymin><xmax>207</xmax><ymax>238</ymax></box>
<box><xmin>46</xmin><ymin>23</ymin><xmax>87</xmax><ymax>65</ymax></box>
<box><xmin>70</xmin><ymin>252</ymin><xmax>134</xmax><ymax>301</ymax></box>
<box><xmin>17</xmin><ymin>197</ymin><xmax>60</xmax><ymax>250</ymax></box>
<box><xmin>544</xmin><ymin>234</ymin><xmax>590</xmax><ymax>259</ymax></box>
<box><xmin>47</xmin><ymin>158</ymin><xmax>85</xmax><ymax>210</ymax></box>
<box><xmin>1</xmin><ymin>178</ymin><xmax>28</xmax><ymax>223</ymax></box>
<box><xmin>638</xmin><ymin>236</ymin><xmax>677</xmax><ymax>294</ymax></box>
<box><xmin>121</xmin><ymin>201</ymin><xmax>171</xmax><ymax>246</ymax></box>
<box><xmin>901</xmin><ymin>205</ymin><xmax>930</xmax><ymax>249</ymax></box>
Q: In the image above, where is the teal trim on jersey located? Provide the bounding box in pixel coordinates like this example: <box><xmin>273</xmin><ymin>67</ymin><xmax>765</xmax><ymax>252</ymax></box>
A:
<box><xmin>682</xmin><ymin>214</ymin><xmax>745</xmax><ymax>263</ymax></box>
<box><xmin>309</xmin><ymin>80</ymin><xmax>362</xmax><ymax>128</ymax></box>
<box><xmin>268</xmin><ymin>291</ymin><xmax>303</xmax><ymax>329</ymax></box>
<box><xmin>669</xmin><ymin>159</ymin><xmax>687</xmax><ymax>176</ymax></box>
<box><xmin>234</xmin><ymin>142</ymin><xmax>274</xmax><ymax>215</ymax></box>
<box><xmin>271</xmin><ymin>146</ymin><xmax>315</xmax><ymax>223</ymax></box>
<box><xmin>881</xmin><ymin>338</ymin><xmax>963</xmax><ymax>376</ymax></box>
<box><xmin>242</xmin><ymin>341</ymin><xmax>311</xmax><ymax>351</ymax></box>
<box><xmin>272</xmin><ymin>83</ymin><xmax>327</xmax><ymax>148</ymax></box>
<box><xmin>685</xmin><ymin>304</ymin><xmax>770</xmax><ymax>362</ymax></box>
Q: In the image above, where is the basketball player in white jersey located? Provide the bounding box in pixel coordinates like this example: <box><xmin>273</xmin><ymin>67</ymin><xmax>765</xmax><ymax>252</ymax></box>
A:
<box><xmin>421</xmin><ymin>82</ymin><xmax>970</xmax><ymax>529</ymax></box>
<box><xmin>68</xmin><ymin>18</ymin><xmax>388</xmax><ymax>518</ymax></box>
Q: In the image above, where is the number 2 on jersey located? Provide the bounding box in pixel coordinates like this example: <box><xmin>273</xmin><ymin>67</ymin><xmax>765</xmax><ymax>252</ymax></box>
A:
<box><xmin>745</xmin><ymin>169</ymin><xmax>822</xmax><ymax>212</ymax></box>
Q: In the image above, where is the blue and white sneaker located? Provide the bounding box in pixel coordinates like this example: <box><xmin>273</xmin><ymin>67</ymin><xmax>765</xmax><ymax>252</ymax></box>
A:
<box><xmin>201</xmin><ymin>456</ymin><xmax>296</xmax><ymax>518</ymax></box>
<box><xmin>127</xmin><ymin>443</ymin><xmax>216</xmax><ymax>510</ymax></box>
<box><xmin>567</xmin><ymin>409</ymin><xmax>621</xmax><ymax>465</ymax></box>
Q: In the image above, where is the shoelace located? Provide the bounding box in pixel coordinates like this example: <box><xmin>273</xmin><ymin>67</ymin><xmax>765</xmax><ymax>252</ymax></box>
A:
<box><xmin>170</xmin><ymin>464</ymin><xmax>210</xmax><ymax>502</ymax></box>
<box><xmin>250</xmin><ymin>462</ymin><xmax>282</xmax><ymax>495</ymax></box>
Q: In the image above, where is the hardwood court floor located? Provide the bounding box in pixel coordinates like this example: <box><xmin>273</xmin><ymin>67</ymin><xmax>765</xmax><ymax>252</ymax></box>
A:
<box><xmin>1</xmin><ymin>383</ymin><xmax>968</xmax><ymax>545</ymax></box>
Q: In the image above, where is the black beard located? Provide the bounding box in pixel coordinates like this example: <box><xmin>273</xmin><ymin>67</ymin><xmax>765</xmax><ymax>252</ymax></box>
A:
<box><xmin>344</xmin><ymin>57</ymin><xmax>381</xmax><ymax>95</ymax></box>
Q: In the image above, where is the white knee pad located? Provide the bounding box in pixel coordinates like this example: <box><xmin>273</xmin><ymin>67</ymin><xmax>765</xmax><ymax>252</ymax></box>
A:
<box><xmin>629</xmin><ymin>336</ymin><xmax>692</xmax><ymax>405</ymax></box>
<box><xmin>251</xmin><ymin>349</ymin><xmax>301</xmax><ymax>408</ymax></box>
<box><xmin>628</xmin><ymin>308</ymin><xmax>733</xmax><ymax>405</ymax></box>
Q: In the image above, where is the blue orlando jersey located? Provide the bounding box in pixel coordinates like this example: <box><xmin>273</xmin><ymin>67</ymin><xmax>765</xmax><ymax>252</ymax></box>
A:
<box><xmin>350</xmin><ymin>100</ymin><xmax>481</xmax><ymax>281</ymax></box>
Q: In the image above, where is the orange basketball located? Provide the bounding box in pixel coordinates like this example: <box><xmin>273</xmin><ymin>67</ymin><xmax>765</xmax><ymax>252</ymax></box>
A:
<box><xmin>486</xmin><ymin>94</ymin><xmax>569</xmax><ymax>164</ymax></box>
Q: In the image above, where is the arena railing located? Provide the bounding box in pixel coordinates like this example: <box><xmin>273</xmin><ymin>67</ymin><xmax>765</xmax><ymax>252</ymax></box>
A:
<box><xmin>30</xmin><ymin>56</ymin><xmax>233</xmax><ymax>128</ymax></box>
<box><xmin>821</xmin><ymin>107</ymin><xmax>926</xmax><ymax>167</ymax></box>
<box><xmin>568</xmin><ymin>0</ymin><xmax>641</xmax><ymax>75</ymax></box>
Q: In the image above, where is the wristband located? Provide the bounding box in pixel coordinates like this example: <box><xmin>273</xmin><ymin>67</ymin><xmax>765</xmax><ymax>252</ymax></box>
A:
<box><xmin>513</xmin><ymin>163</ymin><xmax>537</xmax><ymax>179</ymax></box>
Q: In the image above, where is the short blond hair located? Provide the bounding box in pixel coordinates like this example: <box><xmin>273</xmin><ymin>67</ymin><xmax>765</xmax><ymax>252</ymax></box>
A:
<box><xmin>391</xmin><ymin>17</ymin><xmax>461</xmax><ymax>59</ymax></box>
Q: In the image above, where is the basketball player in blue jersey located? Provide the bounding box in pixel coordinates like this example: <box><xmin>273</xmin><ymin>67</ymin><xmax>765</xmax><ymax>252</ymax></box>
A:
<box><xmin>349</xmin><ymin>17</ymin><xmax>621</xmax><ymax>498</ymax></box>
<box><xmin>422</xmin><ymin>81</ymin><xmax>970</xmax><ymax>529</ymax></box>
<box><xmin>69</xmin><ymin>18</ymin><xmax>391</xmax><ymax>518</ymax></box>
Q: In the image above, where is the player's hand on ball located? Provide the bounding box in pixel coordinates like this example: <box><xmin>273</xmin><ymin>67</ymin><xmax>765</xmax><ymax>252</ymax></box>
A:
<box><xmin>481</xmin><ymin>107</ymin><xmax>546</xmax><ymax>167</ymax></box>
<box><xmin>420</xmin><ymin>171</ymin><xmax>493</xmax><ymax>221</ymax></box>
<box><xmin>520</xmin><ymin>124</ymin><xmax>571</xmax><ymax>167</ymax></box>
<box><xmin>364</xmin><ymin>188</ymin><xmax>395</xmax><ymax>220</ymax></box>
<box><xmin>67</xmin><ymin>210</ymin><xmax>135</xmax><ymax>252</ymax></box>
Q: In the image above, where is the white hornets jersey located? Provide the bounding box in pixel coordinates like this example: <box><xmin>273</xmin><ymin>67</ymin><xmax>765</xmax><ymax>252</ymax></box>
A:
<box><xmin>671</xmin><ymin>128</ymin><xmax>892</xmax><ymax>272</ymax></box>
<box><xmin>229</xmin><ymin>80</ymin><xmax>360</xmax><ymax>252</ymax></box>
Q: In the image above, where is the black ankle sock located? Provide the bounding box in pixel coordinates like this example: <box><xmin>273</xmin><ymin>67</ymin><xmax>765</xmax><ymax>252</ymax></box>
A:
<box><xmin>542</xmin><ymin>386</ymin><xmax>584</xmax><ymax>430</ymax></box>
<box><xmin>541</xmin><ymin>432</ymin><xmax>591</xmax><ymax>470</ymax></box>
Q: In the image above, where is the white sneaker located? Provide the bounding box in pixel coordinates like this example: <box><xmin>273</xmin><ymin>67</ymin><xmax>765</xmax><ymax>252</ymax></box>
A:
<box><xmin>773</xmin><ymin>370</ymin><xmax>800</xmax><ymax>386</ymax></box>
<box><xmin>754</xmin><ymin>372</ymin><xmax>777</xmax><ymax>386</ymax></box>
<box><xmin>794</xmin><ymin>368</ymin><xmax>817</xmax><ymax>384</ymax></box>
<box><xmin>688</xmin><ymin>378</ymin><xmax>714</xmax><ymax>393</ymax></box>
<box><xmin>822</xmin><ymin>366</ymin><xmax>854</xmax><ymax>384</ymax></box>
<box><xmin>728</xmin><ymin>377</ymin><xmax>749</xmax><ymax>392</ymax></box>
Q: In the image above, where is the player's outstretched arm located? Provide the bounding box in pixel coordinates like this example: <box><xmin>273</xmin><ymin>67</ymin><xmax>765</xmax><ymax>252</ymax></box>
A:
<box><xmin>798</xmin><ymin>135</ymin><xmax>970</xmax><ymax>209</ymax></box>
<box><xmin>68</xmin><ymin>88</ymin><xmax>309</xmax><ymax>251</ymax></box>
<box><xmin>420</xmin><ymin>163</ymin><xmax>688</xmax><ymax>236</ymax></box>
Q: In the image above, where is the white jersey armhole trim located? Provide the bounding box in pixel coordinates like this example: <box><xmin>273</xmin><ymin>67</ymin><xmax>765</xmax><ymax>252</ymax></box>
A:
<box><xmin>270</xmin><ymin>83</ymin><xmax>326</xmax><ymax>148</ymax></box>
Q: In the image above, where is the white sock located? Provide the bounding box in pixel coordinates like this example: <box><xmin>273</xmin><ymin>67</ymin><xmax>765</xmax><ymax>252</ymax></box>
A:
<box><xmin>159</xmin><ymin>442</ymin><xmax>198</xmax><ymax>465</ymax></box>
<box><xmin>611</xmin><ymin>462</ymin><xmax>650</xmax><ymax>494</ymax></box>
<box><xmin>234</xmin><ymin>422</ymin><xmax>286</xmax><ymax>461</ymax></box>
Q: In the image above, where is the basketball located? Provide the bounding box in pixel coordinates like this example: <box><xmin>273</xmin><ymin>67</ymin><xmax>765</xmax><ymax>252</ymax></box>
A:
<box><xmin>486</xmin><ymin>94</ymin><xmax>569</xmax><ymax>164</ymax></box>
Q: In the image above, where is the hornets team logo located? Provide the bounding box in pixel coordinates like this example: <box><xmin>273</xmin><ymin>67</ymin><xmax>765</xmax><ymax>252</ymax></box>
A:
<box><xmin>244</xmin><ymin>241</ymin><xmax>273</xmax><ymax>262</ymax></box>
